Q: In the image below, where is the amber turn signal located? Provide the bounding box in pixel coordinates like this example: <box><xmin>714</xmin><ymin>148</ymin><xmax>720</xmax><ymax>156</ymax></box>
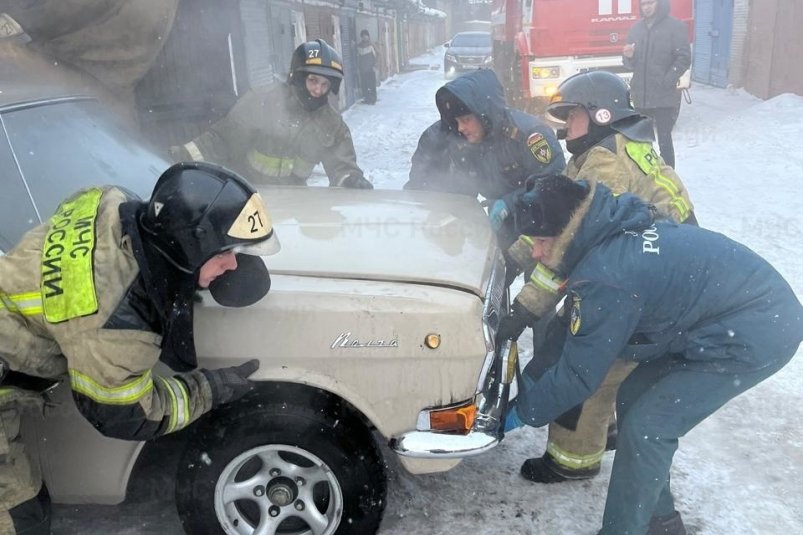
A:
<box><xmin>429</xmin><ymin>401</ymin><xmax>477</xmax><ymax>433</ymax></box>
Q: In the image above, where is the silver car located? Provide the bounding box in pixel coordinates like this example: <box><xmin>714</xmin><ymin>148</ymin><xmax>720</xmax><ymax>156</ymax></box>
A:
<box><xmin>443</xmin><ymin>31</ymin><xmax>493</xmax><ymax>79</ymax></box>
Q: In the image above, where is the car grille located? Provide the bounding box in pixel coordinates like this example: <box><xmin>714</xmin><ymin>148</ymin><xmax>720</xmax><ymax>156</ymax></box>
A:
<box><xmin>459</xmin><ymin>56</ymin><xmax>484</xmax><ymax>64</ymax></box>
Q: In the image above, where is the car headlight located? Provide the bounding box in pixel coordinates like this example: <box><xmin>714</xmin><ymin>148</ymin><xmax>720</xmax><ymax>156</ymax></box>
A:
<box><xmin>484</xmin><ymin>55</ymin><xmax>493</xmax><ymax>64</ymax></box>
<box><xmin>531</xmin><ymin>66</ymin><xmax>561</xmax><ymax>79</ymax></box>
<box><xmin>445</xmin><ymin>54</ymin><xmax>457</xmax><ymax>62</ymax></box>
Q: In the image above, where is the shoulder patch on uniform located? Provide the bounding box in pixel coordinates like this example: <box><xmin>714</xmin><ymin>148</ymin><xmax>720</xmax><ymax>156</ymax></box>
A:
<box><xmin>527</xmin><ymin>132</ymin><xmax>553</xmax><ymax>164</ymax></box>
<box><xmin>569</xmin><ymin>293</ymin><xmax>582</xmax><ymax>336</ymax></box>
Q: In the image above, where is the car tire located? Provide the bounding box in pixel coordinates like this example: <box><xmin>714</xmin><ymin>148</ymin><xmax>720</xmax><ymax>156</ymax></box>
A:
<box><xmin>175</xmin><ymin>396</ymin><xmax>386</xmax><ymax>535</ymax></box>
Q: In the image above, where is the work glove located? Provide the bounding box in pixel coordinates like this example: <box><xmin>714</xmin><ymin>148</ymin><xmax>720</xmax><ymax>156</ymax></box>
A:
<box><xmin>341</xmin><ymin>173</ymin><xmax>374</xmax><ymax>189</ymax></box>
<box><xmin>488</xmin><ymin>198</ymin><xmax>511</xmax><ymax>232</ymax></box>
<box><xmin>202</xmin><ymin>359</ymin><xmax>260</xmax><ymax>408</ymax></box>
<box><xmin>496</xmin><ymin>302</ymin><xmax>538</xmax><ymax>343</ymax></box>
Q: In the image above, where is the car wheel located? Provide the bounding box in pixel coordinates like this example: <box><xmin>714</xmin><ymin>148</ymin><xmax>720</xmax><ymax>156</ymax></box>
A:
<box><xmin>175</xmin><ymin>398</ymin><xmax>386</xmax><ymax>534</ymax></box>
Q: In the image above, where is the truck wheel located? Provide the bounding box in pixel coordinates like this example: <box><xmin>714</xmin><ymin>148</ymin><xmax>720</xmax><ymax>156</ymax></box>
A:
<box><xmin>175</xmin><ymin>399</ymin><xmax>386</xmax><ymax>534</ymax></box>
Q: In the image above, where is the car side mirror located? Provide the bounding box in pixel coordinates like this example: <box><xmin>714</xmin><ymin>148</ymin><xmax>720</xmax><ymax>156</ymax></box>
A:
<box><xmin>444</xmin><ymin>42</ymin><xmax>450</xmax><ymax>48</ymax></box>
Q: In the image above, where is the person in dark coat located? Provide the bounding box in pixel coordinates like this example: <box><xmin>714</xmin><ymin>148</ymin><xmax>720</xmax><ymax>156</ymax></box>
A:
<box><xmin>356</xmin><ymin>29</ymin><xmax>378</xmax><ymax>104</ymax></box>
<box><xmin>503</xmin><ymin>174</ymin><xmax>802</xmax><ymax>535</ymax></box>
<box><xmin>623</xmin><ymin>0</ymin><xmax>691</xmax><ymax>168</ymax></box>
<box><xmin>404</xmin><ymin>69</ymin><xmax>564</xmax><ymax>247</ymax></box>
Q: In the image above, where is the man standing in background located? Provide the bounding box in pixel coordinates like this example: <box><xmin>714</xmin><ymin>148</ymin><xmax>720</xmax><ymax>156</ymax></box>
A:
<box><xmin>623</xmin><ymin>0</ymin><xmax>691</xmax><ymax>168</ymax></box>
<box><xmin>357</xmin><ymin>29</ymin><xmax>378</xmax><ymax>105</ymax></box>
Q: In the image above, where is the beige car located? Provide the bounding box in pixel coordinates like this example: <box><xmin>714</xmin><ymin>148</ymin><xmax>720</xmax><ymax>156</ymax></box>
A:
<box><xmin>5</xmin><ymin>43</ymin><xmax>512</xmax><ymax>535</ymax></box>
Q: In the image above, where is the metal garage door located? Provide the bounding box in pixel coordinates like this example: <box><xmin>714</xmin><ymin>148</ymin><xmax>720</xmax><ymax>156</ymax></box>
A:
<box><xmin>693</xmin><ymin>0</ymin><xmax>734</xmax><ymax>87</ymax></box>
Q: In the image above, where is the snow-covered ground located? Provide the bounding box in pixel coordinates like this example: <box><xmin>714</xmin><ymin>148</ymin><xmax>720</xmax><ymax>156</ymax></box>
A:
<box><xmin>52</xmin><ymin>48</ymin><xmax>802</xmax><ymax>534</ymax></box>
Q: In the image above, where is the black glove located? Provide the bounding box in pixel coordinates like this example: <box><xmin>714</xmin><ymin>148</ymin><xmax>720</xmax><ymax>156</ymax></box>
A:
<box><xmin>341</xmin><ymin>173</ymin><xmax>374</xmax><ymax>189</ymax></box>
<box><xmin>202</xmin><ymin>359</ymin><xmax>260</xmax><ymax>408</ymax></box>
<box><xmin>496</xmin><ymin>302</ymin><xmax>538</xmax><ymax>343</ymax></box>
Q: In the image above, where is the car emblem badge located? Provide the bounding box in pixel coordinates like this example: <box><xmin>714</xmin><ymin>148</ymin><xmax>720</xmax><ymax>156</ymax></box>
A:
<box><xmin>331</xmin><ymin>332</ymin><xmax>399</xmax><ymax>349</ymax></box>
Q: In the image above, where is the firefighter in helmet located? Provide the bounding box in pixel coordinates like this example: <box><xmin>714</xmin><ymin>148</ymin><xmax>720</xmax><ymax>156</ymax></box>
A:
<box><xmin>171</xmin><ymin>39</ymin><xmax>372</xmax><ymax>189</ymax></box>
<box><xmin>0</xmin><ymin>162</ymin><xmax>278</xmax><ymax>533</ymax></box>
<box><xmin>500</xmin><ymin>71</ymin><xmax>697</xmax><ymax>483</ymax></box>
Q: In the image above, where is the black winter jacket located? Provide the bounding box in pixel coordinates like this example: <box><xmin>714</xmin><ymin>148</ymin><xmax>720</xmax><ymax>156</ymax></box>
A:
<box><xmin>624</xmin><ymin>0</ymin><xmax>691</xmax><ymax>108</ymax></box>
<box><xmin>405</xmin><ymin>69</ymin><xmax>564</xmax><ymax>201</ymax></box>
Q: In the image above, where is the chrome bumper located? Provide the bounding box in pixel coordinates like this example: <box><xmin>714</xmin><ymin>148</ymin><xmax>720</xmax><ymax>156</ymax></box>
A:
<box><xmin>389</xmin><ymin>340</ymin><xmax>518</xmax><ymax>459</ymax></box>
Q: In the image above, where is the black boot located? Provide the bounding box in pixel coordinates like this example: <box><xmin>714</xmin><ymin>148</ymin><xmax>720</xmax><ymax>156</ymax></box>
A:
<box><xmin>520</xmin><ymin>454</ymin><xmax>600</xmax><ymax>483</ymax></box>
<box><xmin>647</xmin><ymin>511</ymin><xmax>687</xmax><ymax>535</ymax></box>
<box><xmin>9</xmin><ymin>485</ymin><xmax>52</xmax><ymax>535</ymax></box>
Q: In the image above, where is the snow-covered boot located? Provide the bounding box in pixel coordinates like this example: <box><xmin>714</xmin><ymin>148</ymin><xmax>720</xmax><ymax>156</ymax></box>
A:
<box><xmin>647</xmin><ymin>511</ymin><xmax>687</xmax><ymax>535</ymax></box>
<box><xmin>520</xmin><ymin>454</ymin><xmax>600</xmax><ymax>483</ymax></box>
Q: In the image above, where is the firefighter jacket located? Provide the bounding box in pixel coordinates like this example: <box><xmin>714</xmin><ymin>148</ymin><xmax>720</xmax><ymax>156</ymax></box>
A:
<box><xmin>508</xmin><ymin>126</ymin><xmax>695</xmax><ymax>320</ymax></box>
<box><xmin>624</xmin><ymin>0</ymin><xmax>691</xmax><ymax>109</ymax></box>
<box><xmin>515</xmin><ymin>182</ymin><xmax>802</xmax><ymax>427</ymax></box>
<box><xmin>404</xmin><ymin>69</ymin><xmax>564</xmax><ymax>201</ymax></box>
<box><xmin>0</xmin><ymin>187</ymin><xmax>214</xmax><ymax>441</ymax></box>
<box><xmin>176</xmin><ymin>83</ymin><xmax>364</xmax><ymax>187</ymax></box>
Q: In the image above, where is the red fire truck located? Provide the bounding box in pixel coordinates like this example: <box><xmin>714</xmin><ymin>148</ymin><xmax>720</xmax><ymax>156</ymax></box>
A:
<box><xmin>491</xmin><ymin>0</ymin><xmax>694</xmax><ymax>111</ymax></box>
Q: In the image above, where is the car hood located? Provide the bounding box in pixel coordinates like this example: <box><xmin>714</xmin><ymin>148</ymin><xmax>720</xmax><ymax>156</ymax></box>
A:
<box><xmin>261</xmin><ymin>187</ymin><xmax>496</xmax><ymax>296</ymax></box>
<box><xmin>446</xmin><ymin>46</ymin><xmax>491</xmax><ymax>57</ymax></box>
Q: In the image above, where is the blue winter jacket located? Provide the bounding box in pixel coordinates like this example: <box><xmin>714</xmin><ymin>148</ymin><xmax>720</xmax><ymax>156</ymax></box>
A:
<box><xmin>517</xmin><ymin>184</ymin><xmax>802</xmax><ymax>427</ymax></box>
<box><xmin>405</xmin><ymin>69</ymin><xmax>564</xmax><ymax>201</ymax></box>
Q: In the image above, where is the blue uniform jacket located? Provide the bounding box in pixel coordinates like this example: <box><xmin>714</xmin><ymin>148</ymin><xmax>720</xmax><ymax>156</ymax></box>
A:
<box><xmin>405</xmin><ymin>69</ymin><xmax>564</xmax><ymax>201</ymax></box>
<box><xmin>518</xmin><ymin>185</ymin><xmax>802</xmax><ymax>427</ymax></box>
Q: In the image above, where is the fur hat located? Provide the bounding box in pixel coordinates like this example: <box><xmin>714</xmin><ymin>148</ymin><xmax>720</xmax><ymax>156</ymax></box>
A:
<box><xmin>513</xmin><ymin>175</ymin><xmax>590</xmax><ymax>237</ymax></box>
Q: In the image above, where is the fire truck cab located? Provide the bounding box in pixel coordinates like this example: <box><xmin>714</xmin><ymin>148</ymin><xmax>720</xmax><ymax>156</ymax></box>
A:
<box><xmin>492</xmin><ymin>0</ymin><xmax>693</xmax><ymax>109</ymax></box>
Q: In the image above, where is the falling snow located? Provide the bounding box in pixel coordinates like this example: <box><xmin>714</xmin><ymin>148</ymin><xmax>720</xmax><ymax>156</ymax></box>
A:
<box><xmin>51</xmin><ymin>47</ymin><xmax>802</xmax><ymax>535</ymax></box>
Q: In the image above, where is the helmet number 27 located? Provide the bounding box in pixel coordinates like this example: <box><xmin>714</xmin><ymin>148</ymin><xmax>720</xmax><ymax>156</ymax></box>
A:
<box><xmin>248</xmin><ymin>211</ymin><xmax>265</xmax><ymax>234</ymax></box>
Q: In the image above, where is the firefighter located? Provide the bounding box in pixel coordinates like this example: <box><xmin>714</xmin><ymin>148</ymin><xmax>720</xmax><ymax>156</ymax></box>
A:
<box><xmin>403</xmin><ymin>68</ymin><xmax>564</xmax><ymax>248</ymax></box>
<box><xmin>506</xmin><ymin>174</ymin><xmax>801</xmax><ymax>535</ymax></box>
<box><xmin>500</xmin><ymin>71</ymin><xmax>696</xmax><ymax>484</ymax></box>
<box><xmin>171</xmin><ymin>39</ymin><xmax>373</xmax><ymax>189</ymax></box>
<box><xmin>0</xmin><ymin>162</ymin><xmax>280</xmax><ymax>533</ymax></box>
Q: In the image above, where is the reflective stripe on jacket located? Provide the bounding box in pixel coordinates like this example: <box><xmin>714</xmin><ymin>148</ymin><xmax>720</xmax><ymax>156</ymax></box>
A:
<box><xmin>509</xmin><ymin>132</ymin><xmax>694</xmax><ymax>320</ymax></box>
<box><xmin>180</xmin><ymin>83</ymin><xmax>362</xmax><ymax>187</ymax></box>
<box><xmin>0</xmin><ymin>187</ymin><xmax>213</xmax><ymax>440</ymax></box>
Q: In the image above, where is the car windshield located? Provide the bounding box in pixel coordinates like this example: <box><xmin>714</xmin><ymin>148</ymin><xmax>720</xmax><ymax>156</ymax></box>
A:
<box><xmin>451</xmin><ymin>34</ymin><xmax>491</xmax><ymax>48</ymax></box>
<box><xmin>1</xmin><ymin>98</ymin><xmax>165</xmax><ymax>247</ymax></box>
